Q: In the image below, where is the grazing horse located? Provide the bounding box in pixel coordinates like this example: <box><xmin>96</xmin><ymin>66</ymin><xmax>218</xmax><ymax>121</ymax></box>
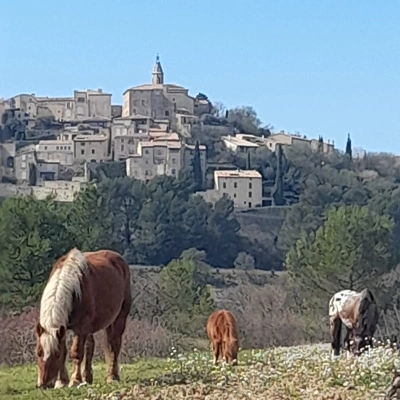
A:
<box><xmin>35</xmin><ymin>248</ymin><xmax>132</xmax><ymax>389</ymax></box>
<box><xmin>329</xmin><ymin>288</ymin><xmax>378</xmax><ymax>359</ymax></box>
<box><xmin>206</xmin><ymin>309</ymin><xmax>239</xmax><ymax>365</ymax></box>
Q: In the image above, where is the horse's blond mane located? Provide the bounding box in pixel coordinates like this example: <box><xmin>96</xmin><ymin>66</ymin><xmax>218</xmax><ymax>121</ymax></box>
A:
<box><xmin>39</xmin><ymin>248</ymin><xmax>89</xmax><ymax>358</ymax></box>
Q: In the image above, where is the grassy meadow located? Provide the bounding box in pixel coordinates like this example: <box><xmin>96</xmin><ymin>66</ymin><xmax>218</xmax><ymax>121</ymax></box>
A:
<box><xmin>0</xmin><ymin>343</ymin><xmax>398</xmax><ymax>400</ymax></box>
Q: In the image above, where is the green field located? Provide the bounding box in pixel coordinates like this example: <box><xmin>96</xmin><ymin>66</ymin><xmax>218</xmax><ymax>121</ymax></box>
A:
<box><xmin>0</xmin><ymin>344</ymin><xmax>397</xmax><ymax>399</ymax></box>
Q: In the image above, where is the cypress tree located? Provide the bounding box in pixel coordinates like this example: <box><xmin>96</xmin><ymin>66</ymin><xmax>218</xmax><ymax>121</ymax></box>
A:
<box><xmin>246</xmin><ymin>151</ymin><xmax>251</xmax><ymax>169</ymax></box>
<box><xmin>192</xmin><ymin>141</ymin><xmax>203</xmax><ymax>190</ymax></box>
<box><xmin>346</xmin><ymin>133</ymin><xmax>352</xmax><ymax>159</ymax></box>
<box><xmin>272</xmin><ymin>144</ymin><xmax>285</xmax><ymax>206</ymax></box>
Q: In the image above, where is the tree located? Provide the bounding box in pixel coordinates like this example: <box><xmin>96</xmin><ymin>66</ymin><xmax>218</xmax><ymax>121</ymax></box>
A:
<box><xmin>272</xmin><ymin>144</ymin><xmax>285</xmax><ymax>206</ymax></box>
<box><xmin>159</xmin><ymin>256</ymin><xmax>214</xmax><ymax>335</ymax></box>
<box><xmin>286</xmin><ymin>205</ymin><xmax>394</xmax><ymax>296</ymax></box>
<box><xmin>226</xmin><ymin>106</ymin><xmax>261</xmax><ymax>135</ymax></box>
<box><xmin>246</xmin><ymin>152</ymin><xmax>251</xmax><ymax>169</ymax></box>
<box><xmin>28</xmin><ymin>163</ymin><xmax>37</xmax><ymax>186</ymax></box>
<box><xmin>65</xmin><ymin>184</ymin><xmax>110</xmax><ymax>252</ymax></box>
<box><xmin>234</xmin><ymin>252</ymin><xmax>255</xmax><ymax>270</ymax></box>
<box><xmin>346</xmin><ymin>133</ymin><xmax>352</xmax><ymax>159</ymax></box>
<box><xmin>192</xmin><ymin>141</ymin><xmax>203</xmax><ymax>191</ymax></box>
<box><xmin>205</xmin><ymin>195</ymin><xmax>241</xmax><ymax>267</ymax></box>
<box><xmin>0</xmin><ymin>196</ymin><xmax>73</xmax><ymax>308</ymax></box>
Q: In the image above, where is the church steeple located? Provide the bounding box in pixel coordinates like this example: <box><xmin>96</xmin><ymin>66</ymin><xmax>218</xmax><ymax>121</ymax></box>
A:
<box><xmin>152</xmin><ymin>53</ymin><xmax>164</xmax><ymax>85</ymax></box>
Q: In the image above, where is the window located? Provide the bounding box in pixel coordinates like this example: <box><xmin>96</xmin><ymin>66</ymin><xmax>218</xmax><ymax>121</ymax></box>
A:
<box><xmin>165</xmin><ymin>110</ymin><xmax>169</xmax><ymax>116</ymax></box>
<box><xmin>145</xmin><ymin>150</ymin><xmax>149</xmax><ymax>155</ymax></box>
<box><xmin>141</xmin><ymin>100</ymin><xmax>145</xmax><ymax>106</ymax></box>
<box><xmin>248</xmin><ymin>202</ymin><xmax>252</xmax><ymax>208</ymax></box>
<box><xmin>121</xmin><ymin>138</ymin><xmax>124</xmax><ymax>143</ymax></box>
<box><xmin>56</xmin><ymin>146</ymin><xmax>59</xmax><ymax>150</ymax></box>
<box><xmin>77</xmin><ymin>97</ymin><xmax>85</xmax><ymax>102</ymax></box>
<box><xmin>81</xmin><ymin>149</ymin><xmax>85</xmax><ymax>155</ymax></box>
<box><xmin>171</xmin><ymin>169</ymin><xmax>176</xmax><ymax>175</ymax></box>
<box><xmin>172</xmin><ymin>158</ymin><xmax>176</xmax><ymax>164</ymax></box>
<box><xmin>222</xmin><ymin>182</ymin><xmax>226</xmax><ymax>189</ymax></box>
<box><xmin>249</xmin><ymin>191</ymin><xmax>252</xmax><ymax>198</ymax></box>
<box><xmin>91</xmin><ymin>149</ymin><xmax>95</xmax><ymax>154</ymax></box>
<box><xmin>234</xmin><ymin>182</ymin><xmax>237</xmax><ymax>188</ymax></box>
<box><xmin>81</xmin><ymin>142</ymin><xmax>85</xmax><ymax>146</ymax></box>
<box><xmin>121</xmin><ymin>145</ymin><xmax>125</xmax><ymax>151</ymax></box>
<box><xmin>249</xmin><ymin>182</ymin><xmax>252</xmax><ymax>189</ymax></box>
<box><xmin>233</xmin><ymin>193</ymin><xmax>237</xmax><ymax>198</ymax></box>
<box><xmin>44</xmin><ymin>146</ymin><xmax>48</xmax><ymax>150</ymax></box>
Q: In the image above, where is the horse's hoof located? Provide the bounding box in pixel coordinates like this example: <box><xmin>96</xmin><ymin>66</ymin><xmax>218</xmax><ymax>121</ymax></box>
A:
<box><xmin>68</xmin><ymin>380</ymin><xmax>81</xmax><ymax>388</ymax></box>
<box><xmin>54</xmin><ymin>380</ymin><xmax>67</xmax><ymax>389</ymax></box>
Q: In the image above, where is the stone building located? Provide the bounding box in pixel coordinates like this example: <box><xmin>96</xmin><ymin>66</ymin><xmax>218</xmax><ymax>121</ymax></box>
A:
<box><xmin>122</xmin><ymin>56</ymin><xmax>211</xmax><ymax>129</ymax></box>
<box><xmin>0</xmin><ymin>142</ymin><xmax>16</xmax><ymax>182</ymax></box>
<box><xmin>125</xmin><ymin>136</ymin><xmax>207</xmax><ymax>182</ymax></box>
<box><xmin>14</xmin><ymin>145</ymin><xmax>37</xmax><ymax>183</ymax></box>
<box><xmin>73</xmin><ymin>134</ymin><xmax>109</xmax><ymax>163</ymax></box>
<box><xmin>7</xmin><ymin>89</ymin><xmax>112</xmax><ymax>122</ymax></box>
<box><xmin>35</xmin><ymin>139</ymin><xmax>74</xmax><ymax>166</ymax></box>
<box><xmin>200</xmin><ymin>169</ymin><xmax>262</xmax><ymax>209</ymax></box>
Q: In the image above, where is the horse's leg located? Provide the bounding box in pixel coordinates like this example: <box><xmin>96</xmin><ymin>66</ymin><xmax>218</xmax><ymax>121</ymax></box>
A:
<box><xmin>344</xmin><ymin>328</ymin><xmax>352</xmax><ymax>359</ymax></box>
<box><xmin>212</xmin><ymin>341</ymin><xmax>221</xmax><ymax>365</ymax></box>
<box><xmin>103</xmin><ymin>300</ymin><xmax>130</xmax><ymax>383</ymax></box>
<box><xmin>330</xmin><ymin>317</ymin><xmax>342</xmax><ymax>360</ymax></box>
<box><xmin>69</xmin><ymin>333</ymin><xmax>87</xmax><ymax>387</ymax></box>
<box><xmin>82</xmin><ymin>334</ymin><xmax>95</xmax><ymax>384</ymax></box>
<box><xmin>54</xmin><ymin>335</ymin><xmax>69</xmax><ymax>389</ymax></box>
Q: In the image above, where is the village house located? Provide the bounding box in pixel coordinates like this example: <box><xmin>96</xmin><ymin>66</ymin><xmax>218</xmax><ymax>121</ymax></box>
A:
<box><xmin>126</xmin><ymin>139</ymin><xmax>182</xmax><ymax>180</ymax></box>
<box><xmin>73</xmin><ymin>134</ymin><xmax>109</xmax><ymax>163</ymax></box>
<box><xmin>125</xmin><ymin>135</ymin><xmax>207</xmax><ymax>182</ymax></box>
<box><xmin>200</xmin><ymin>169</ymin><xmax>262</xmax><ymax>209</ymax></box>
<box><xmin>222</xmin><ymin>135</ymin><xmax>259</xmax><ymax>153</ymax></box>
<box><xmin>35</xmin><ymin>139</ymin><xmax>74</xmax><ymax>166</ymax></box>
<box><xmin>231</xmin><ymin>131</ymin><xmax>335</xmax><ymax>153</ymax></box>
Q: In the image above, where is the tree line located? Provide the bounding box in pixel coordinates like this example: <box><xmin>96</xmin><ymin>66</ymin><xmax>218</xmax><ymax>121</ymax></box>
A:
<box><xmin>0</xmin><ymin>170</ymin><xmax>245</xmax><ymax>309</ymax></box>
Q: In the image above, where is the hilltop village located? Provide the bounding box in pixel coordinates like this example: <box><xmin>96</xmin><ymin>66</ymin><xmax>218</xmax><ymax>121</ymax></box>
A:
<box><xmin>0</xmin><ymin>56</ymin><xmax>337</xmax><ymax>205</ymax></box>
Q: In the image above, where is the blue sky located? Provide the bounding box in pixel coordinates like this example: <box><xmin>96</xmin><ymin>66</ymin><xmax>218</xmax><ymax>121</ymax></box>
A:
<box><xmin>2</xmin><ymin>0</ymin><xmax>399</xmax><ymax>154</ymax></box>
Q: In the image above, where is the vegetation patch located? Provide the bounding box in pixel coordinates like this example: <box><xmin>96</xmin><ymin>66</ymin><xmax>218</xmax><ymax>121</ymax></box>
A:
<box><xmin>0</xmin><ymin>344</ymin><xmax>398</xmax><ymax>399</ymax></box>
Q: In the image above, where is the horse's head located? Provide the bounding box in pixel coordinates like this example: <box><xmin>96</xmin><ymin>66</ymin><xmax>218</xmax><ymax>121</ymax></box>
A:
<box><xmin>224</xmin><ymin>339</ymin><xmax>239</xmax><ymax>365</ymax></box>
<box><xmin>351</xmin><ymin>334</ymin><xmax>372</xmax><ymax>356</ymax></box>
<box><xmin>35</xmin><ymin>322</ymin><xmax>66</xmax><ymax>389</ymax></box>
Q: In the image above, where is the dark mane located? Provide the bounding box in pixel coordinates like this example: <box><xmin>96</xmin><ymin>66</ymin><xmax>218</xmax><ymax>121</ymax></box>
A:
<box><xmin>354</xmin><ymin>288</ymin><xmax>379</xmax><ymax>337</ymax></box>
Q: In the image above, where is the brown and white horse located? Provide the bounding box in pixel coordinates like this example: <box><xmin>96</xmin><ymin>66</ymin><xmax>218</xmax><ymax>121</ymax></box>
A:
<box><xmin>206</xmin><ymin>309</ymin><xmax>239</xmax><ymax>365</ymax></box>
<box><xmin>329</xmin><ymin>288</ymin><xmax>378</xmax><ymax>359</ymax></box>
<box><xmin>35</xmin><ymin>248</ymin><xmax>132</xmax><ymax>389</ymax></box>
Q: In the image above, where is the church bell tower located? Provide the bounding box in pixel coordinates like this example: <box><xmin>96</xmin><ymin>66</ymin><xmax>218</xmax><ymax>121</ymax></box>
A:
<box><xmin>152</xmin><ymin>54</ymin><xmax>164</xmax><ymax>85</ymax></box>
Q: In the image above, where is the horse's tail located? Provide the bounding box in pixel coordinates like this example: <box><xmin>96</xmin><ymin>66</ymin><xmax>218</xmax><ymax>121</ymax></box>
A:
<box><xmin>356</xmin><ymin>288</ymin><xmax>379</xmax><ymax>336</ymax></box>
